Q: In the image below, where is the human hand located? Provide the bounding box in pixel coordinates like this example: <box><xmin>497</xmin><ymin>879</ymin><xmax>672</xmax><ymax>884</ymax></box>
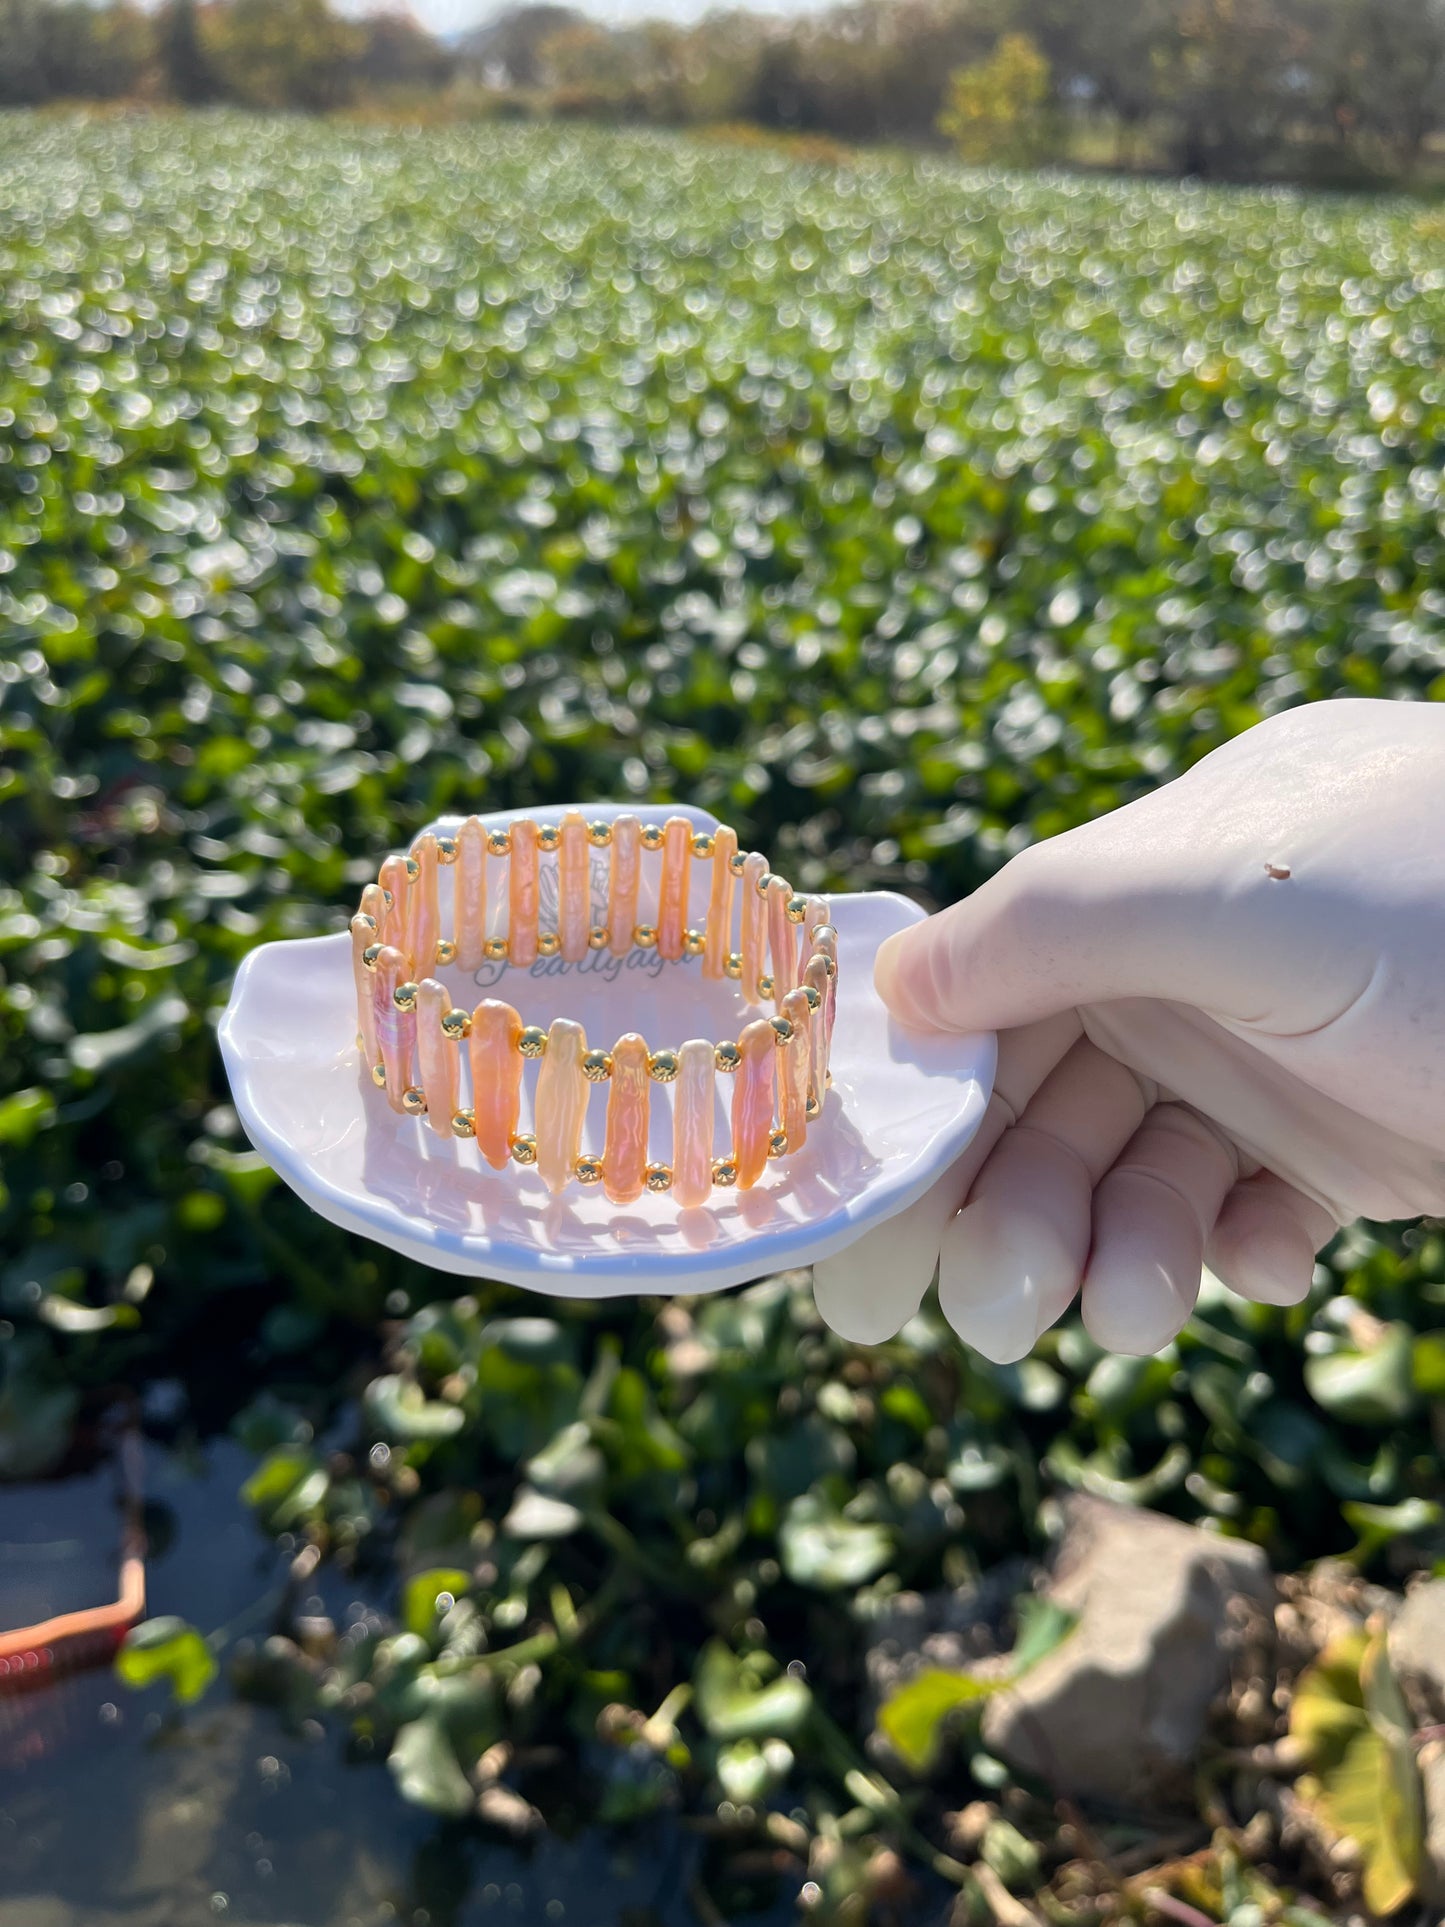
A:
<box><xmin>812</xmin><ymin>698</ymin><xmax>1445</xmax><ymax>1360</ymax></box>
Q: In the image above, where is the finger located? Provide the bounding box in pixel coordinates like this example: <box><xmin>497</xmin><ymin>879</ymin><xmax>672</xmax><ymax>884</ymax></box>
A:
<box><xmin>937</xmin><ymin>1039</ymin><xmax>1153</xmax><ymax>1363</ymax></box>
<box><xmin>1081</xmin><ymin>1103</ymin><xmax>1239</xmax><ymax>1355</ymax></box>
<box><xmin>811</xmin><ymin>1013</ymin><xmax>1081</xmax><ymax>1344</ymax></box>
<box><xmin>1205</xmin><ymin>1170</ymin><xmax>1335</xmax><ymax>1307</ymax></box>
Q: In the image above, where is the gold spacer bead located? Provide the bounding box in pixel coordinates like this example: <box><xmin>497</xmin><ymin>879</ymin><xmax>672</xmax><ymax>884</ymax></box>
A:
<box><xmin>768</xmin><ymin>1129</ymin><xmax>788</xmax><ymax>1159</ymax></box>
<box><xmin>435</xmin><ymin>836</ymin><xmax>458</xmax><ymax>865</ymax></box>
<box><xmin>487</xmin><ymin>828</ymin><xmax>512</xmax><ymax>856</ymax></box>
<box><xmin>576</xmin><ymin>1154</ymin><xmax>604</xmax><ymax>1185</ymax></box>
<box><xmin>805</xmin><ymin>1093</ymin><xmax>821</xmax><ymax>1120</ymax></box>
<box><xmin>711</xmin><ymin>1157</ymin><xmax>738</xmax><ymax>1187</ymax></box>
<box><xmin>537</xmin><ymin>932</ymin><xmax>561</xmax><ymax>957</ymax></box>
<box><xmin>401</xmin><ymin>1086</ymin><xmax>427</xmax><ymax>1115</ymax></box>
<box><xmin>371</xmin><ymin>1063</ymin><xmax>387</xmax><ymax>1087</ymax></box>
<box><xmin>640</xmin><ymin>823</ymin><xmax>665</xmax><ymax>851</ymax></box>
<box><xmin>729</xmin><ymin>850</ymin><xmax>747</xmax><ymax>876</ymax></box>
<box><xmin>441</xmin><ymin>1008</ymin><xmax>472</xmax><ymax>1040</ymax></box>
<box><xmin>588</xmin><ymin>924</ymin><xmax>610</xmax><ymax>950</ymax></box>
<box><xmin>452</xmin><ymin>1108</ymin><xmax>476</xmax><ymax>1138</ymax></box>
<box><xmin>821</xmin><ymin>954</ymin><xmax>837</xmax><ymax>979</ymax></box>
<box><xmin>683</xmin><ymin>928</ymin><xmax>705</xmax><ymax>957</ymax></box>
<box><xmin>510</xmin><ymin>1133</ymin><xmax>538</xmax><ymax>1165</ymax></box>
<box><xmin>355</xmin><ymin>912</ymin><xmax>378</xmax><ymax>934</ymax></box>
<box><xmin>725</xmin><ymin>952</ymin><xmax>742</xmax><ymax>980</ymax></box>
<box><xmin>786</xmin><ymin>896</ymin><xmax>808</xmax><ymax>924</ymax></box>
<box><xmin>691</xmin><ymin>831</ymin><xmax>715</xmax><ymax>858</ymax></box>
<box><xmin>634</xmin><ymin>923</ymin><xmax>657</xmax><ymax>949</ymax></box>
<box><xmin>814</xmin><ymin>924</ymin><xmax>837</xmax><ymax>948</ymax></box>
<box><xmin>582</xmin><ymin>1048</ymin><xmax>613</xmax><ymax>1082</ymax></box>
<box><xmin>644</xmin><ymin>1162</ymin><xmax>673</xmax><ymax>1193</ymax></box>
<box><xmin>518</xmin><ymin>1026</ymin><xmax>548</xmax><ymax>1058</ymax></box>
<box><xmin>434</xmin><ymin>937</ymin><xmax>457</xmax><ymax>966</ymax></box>
<box><xmin>363</xmin><ymin>942</ymin><xmax>383</xmax><ymax>970</ymax></box>
<box><xmin>756</xmin><ymin>870</ymin><xmax>774</xmax><ymax>896</ymax></box>
<box><xmin>714</xmin><ymin>1040</ymin><xmax>742</xmax><ymax>1073</ymax></box>
<box><xmin>537</xmin><ymin>823</ymin><xmax>561</xmax><ymax>853</ymax></box>
<box><xmin>393</xmin><ymin>982</ymin><xmax>419</xmax><ymax>1012</ymax></box>
<box><xmin>802</xmin><ymin>985</ymin><xmax>822</xmax><ymax>1011</ymax></box>
<box><xmin>759</xmin><ymin>973</ymin><xmax>774</xmax><ymax>1000</ymax></box>
<box><xmin>484</xmin><ymin>936</ymin><xmax>509</xmax><ymax>962</ymax></box>
<box><xmin>588</xmin><ymin>820</ymin><xmax>613</xmax><ymax>848</ymax></box>
<box><xmin>382</xmin><ymin>887</ymin><xmax>394</xmax><ymax>910</ymax></box>
<box><xmin>648</xmin><ymin>1049</ymin><xmax>679</xmax><ymax>1083</ymax></box>
<box><xmin>404</xmin><ymin>856</ymin><xmax>421</xmax><ymax>882</ymax></box>
<box><xmin>770</xmin><ymin>1016</ymin><xmax>794</xmax><ymax>1045</ymax></box>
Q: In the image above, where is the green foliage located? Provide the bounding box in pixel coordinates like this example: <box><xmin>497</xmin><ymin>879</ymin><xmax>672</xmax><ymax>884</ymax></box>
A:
<box><xmin>938</xmin><ymin>33</ymin><xmax>1052</xmax><ymax>165</ymax></box>
<box><xmin>115</xmin><ymin>1615</ymin><xmax>218</xmax><ymax>1705</ymax></box>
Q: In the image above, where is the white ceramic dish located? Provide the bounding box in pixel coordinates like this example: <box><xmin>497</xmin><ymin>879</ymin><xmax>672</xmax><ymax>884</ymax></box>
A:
<box><xmin>218</xmin><ymin>802</ymin><xmax>994</xmax><ymax>1298</ymax></box>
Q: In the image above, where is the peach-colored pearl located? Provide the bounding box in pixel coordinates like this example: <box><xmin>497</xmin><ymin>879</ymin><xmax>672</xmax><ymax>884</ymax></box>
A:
<box><xmin>372</xmin><ymin>945</ymin><xmax>413</xmax><ymax>1112</ymax></box>
<box><xmin>740</xmin><ymin>851</ymin><xmax>768</xmax><ymax>1004</ymax></box>
<box><xmin>779</xmin><ymin>988</ymin><xmax>811</xmax><ymax>1150</ymax></box>
<box><xmin>416</xmin><ymin>979</ymin><xmax>458</xmax><ymax>1140</ymax></box>
<box><xmin>608</xmin><ymin>814</ymin><xmax>641</xmax><ymax>956</ymax></box>
<box><xmin>359</xmin><ymin>881</ymin><xmax>387</xmax><ymax>931</ymax></box>
<box><xmin>802</xmin><ymin>896</ymin><xmax>828</xmax><ymax>988</ymax></box>
<box><xmin>351</xmin><ymin>915</ymin><xmax>380</xmax><ymax>1068</ymax></box>
<box><xmin>702</xmin><ymin>825</ymin><xmax>737</xmax><ymax>981</ymax></box>
<box><xmin>535</xmin><ymin>1018</ymin><xmax>588</xmax><ymax>1196</ymax></box>
<box><xmin>803</xmin><ymin>953</ymin><xmax>831</xmax><ymax>1110</ymax></box>
<box><xmin>509</xmin><ymin>818</ymin><xmax>540</xmax><ymax>968</ymax></box>
<box><xmin>656</xmin><ymin>815</ymin><xmax>692</xmax><ymax>962</ymax></box>
<box><xmin>766</xmin><ymin>875</ymin><xmax>796</xmax><ymax>1001</ymax></box>
<box><xmin>558</xmin><ymin>810</ymin><xmax>590</xmax><ymax>963</ymax></box>
<box><xmin>731</xmin><ymin>1017</ymin><xmax>776</xmax><ymax>1190</ymax></box>
<box><xmin>454</xmin><ymin>817</ymin><xmax>487</xmax><ymax>971</ymax></box>
<box><xmin>406</xmin><ymin>835</ymin><xmax>441</xmax><ymax>976</ymax></box>
<box><xmin>814</xmin><ymin>926</ymin><xmax>838</xmax><ymax>1059</ymax></box>
<box><xmin>672</xmin><ymin>1039</ymin><xmax>716</xmax><ymax>1208</ymax></box>
<box><xmin>468</xmin><ymin>999</ymin><xmax>523</xmax><ymax>1169</ymax></box>
<box><xmin>378</xmin><ymin>853</ymin><xmax>410</xmax><ymax>951</ymax></box>
<box><xmin>602</xmin><ymin>1032</ymin><xmax>649</xmax><ymax>1205</ymax></box>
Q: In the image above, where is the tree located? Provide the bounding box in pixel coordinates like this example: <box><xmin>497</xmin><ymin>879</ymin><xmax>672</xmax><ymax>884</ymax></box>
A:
<box><xmin>206</xmin><ymin>0</ymin><xmax>362</xmax><ymax>109</ymax></box>
<box><xmin>160</xmin><ymin>0</ymin><xmax>215</xmax><ymax>104</ymax></box>
<box><xmin>937</xmin><ymin>30</ymin><xmax>1051</xmax><ymax>163</ymax></box>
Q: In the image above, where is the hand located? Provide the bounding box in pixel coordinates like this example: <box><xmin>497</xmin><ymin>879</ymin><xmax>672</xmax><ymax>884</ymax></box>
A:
<box><xmin>812</xmin><ymin>698</ymin><xmax>1445</xmax><ymax>1360</ymax></box>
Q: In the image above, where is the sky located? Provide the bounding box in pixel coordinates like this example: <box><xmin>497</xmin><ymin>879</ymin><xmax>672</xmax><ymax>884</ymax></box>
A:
<box><xmin>409</xmin><ymin>0</ymin><xmax>832</xmax><ymax>43</ymax></box>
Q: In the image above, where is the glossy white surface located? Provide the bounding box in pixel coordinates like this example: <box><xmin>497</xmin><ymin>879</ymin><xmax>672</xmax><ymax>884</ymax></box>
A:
<box><xmin>218</xmin><ymin>802</ymin><xmax>995</xmax><ymax>1297</ymax></box>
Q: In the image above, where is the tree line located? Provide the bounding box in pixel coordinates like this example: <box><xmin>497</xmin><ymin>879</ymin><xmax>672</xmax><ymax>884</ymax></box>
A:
<box><xmin>2</xmin><ymin>0</ymin><xmax>1443</xmax><ymax>184</ymax></box>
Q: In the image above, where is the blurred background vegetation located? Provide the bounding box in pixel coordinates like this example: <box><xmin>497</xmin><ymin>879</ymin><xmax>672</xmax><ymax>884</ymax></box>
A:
<box><xmin>3</xmin><ymin>0</ymin><xmax>1445</xmax><ymax>187</ymax></box>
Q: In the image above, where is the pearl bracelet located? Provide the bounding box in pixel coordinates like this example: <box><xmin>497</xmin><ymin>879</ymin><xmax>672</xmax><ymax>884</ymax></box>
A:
<box><xmin>348</xmin><ymin>812</ymin><xmax>838</xmax><ymax>1203</ymax></box>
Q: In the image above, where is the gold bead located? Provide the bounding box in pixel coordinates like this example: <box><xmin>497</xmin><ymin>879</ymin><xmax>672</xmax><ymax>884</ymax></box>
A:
<box><xmin>814</xmin><ymin>924</ymin><xmax>837</xmax><ymax>948</ymax></box>
<box><xmin>404</xmin><ymin>856</ymin><xmax>420</xmax><ymax>882</ymax></box>
<box><xmin>434</xmin><ymin>937</ymin><xmax>457</xmax><ymax>966</ymax></box>
<box><xmin>644</xmin><ymin>1162</ymin><xmax>672</xmax><ymax>1193</ymax></box>
<box><xmin>518</xmin><ymin>1026</ymin><xmax>547</xmax><ymax>1058</ymax></box>
<box><xmin>484</xmin><ymin>936</ymin><xmax>508</xmax><ymax>962</ymax></box>
<box><xmin>588</xmin><ymin>924</ymin><xmax>610</xmax><ymax>950</ymax></box>
<box><xmin>582</xmin><ymin>1049</ymin><xmax>613</xmax><ymax>1082</ymax></box>
<box><xmin>711</xmin><ymin>1157</ymin><xmax>738</xmax><ymax>1187</ymax></box>
<box><xmin>538</xmin><ymin>822</ymin><xmax>561</xmax><ymax>853</ymax></box>
<box><xmin>770</xmin><ymin>1016</ymin><xmax>794</xmax><ymax>1046</ymax></box>
<box><xmin>648</xmin><ymin>1049</ymin><xmax>679</xmax><ymax>1083</ymax></box>
<box><xmin>714</xmin><ymin>1040</ymin><xmax>742</xmax><ymax>1073</ymax></box>
<box><xmin>487</xmin><ymin>828</ymin><xmax>512</xmax><ymax>856</ymax></box>
<box><xmin>683</xmin><ymin>928</ymin><xmax>705</xmax><ymax>957</ymax></box>
<box><xmin>805</xmin><ymin>1093</ymin><xmax>821</xmax><ymax>1120</ymax></box>
<box><xmin>537</xmin><ymin>932</ymin><xmax>561</xmax><ymax>957</ymax></box>
<box><xmin>821</xmin><ymin>954</ymin><xmax>837</xmax><ymax>979</ymax></box>
<box><xmin>371</xmin><ymin>1063</ymin><xmax>386</xmax><ymax>1087</ymax></box>
<box><xmin>691</xmin><ymin>831</ymin><xmax>715</xmax><ymax>858</ymax></box>
<box><xmin>382</xmin><ymin>887</ymin><xmax>395</xmax><ymax>910</ymax></box>
<box><xmin>640</xmin><ymin>823</ymin><xmax>665</xmax><ymax>851</ymax></box>
<box><xmin>634</xmin><ymin>923</ymin><xmax>657</xmax><ymax>949</ymax></box>
<box><xmin>510</xmin><ymin>1133</ymin><xmax>538</xmax><ymax>1164</ymax></box>
<box><xmin>786</xmin><ymin>896</ymin><xmax>808</xmax><ymax>924</ymax></box>
<box><xmin>759</xmin><ymin>973</ymin><xmax>774</xmax><ymax>1000</ymax></box>
<box><xmin>756</xmin><ymin>870</ymin><xmax>774</xmax><ymax>896</ymax></box>
<box><xmin>393</xmin><ymin>982</ymin><xmax>419</xmax><ymax>1013</ymax></box>
<box><xmin>441</xmin><ymin>1008</ymin><xmax>472</xmax><ymax>1040</ymax></box>
<box><xmin>355</xmin><ymin>912</ymin><xmax>378</xmax><ymax>934</ymax></box>
<box><xmin>768</xmin><ymin>1129</ymin><xmax>788</xmax><ymax>1160</ymax></box>
<box><xmin>576</xmin><ymin>1154</ymin><xmax>604</xmax><ymax>1185</ymax></box>
<box><xmin>363</xmin><ymin>942</ymin><xmax>383</xmax><ymax>970</ymax></box>
<box><xmin>435</xmin><ymin>836</ymin><xmax>458</xmax><ymax>865</ymax></box>
<box><xmin>802</xmin><ymin>985</ymin><xmax>822</xmax><ymax>1011</ymax></box>
<box><xmin>588</xmin><ymin>821</ymin><xmax>613</xmax><ymax>848</ymax></box>
<box><xmin>729</xmin><ymin>850</ymin><xmax>747</xmax><ymax>875</ymax></box>
<box><xmin>725</xmin><ymin>952</ymin><xmax>742</xmax><ymax>980</ymax></box>
<box><xmin>402</xmin><ymin>1086</ymin><xmax>427</xmax><ymax>1115</ymax></box>
<box><xmin>452</xmin><ymin>1108</ymin><xmax>476</xmax><ymax>1138</ymax></box>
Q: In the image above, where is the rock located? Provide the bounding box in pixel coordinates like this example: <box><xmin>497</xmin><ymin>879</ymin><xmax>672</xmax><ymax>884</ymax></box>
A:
<box><xmin>1387</xmin><ymin>1578</ymin><xmax>1445</xmax><ymax>1726</ymax></box>
<box><xmin>980</xmin><ymin>1495</ymin><xmax>1274</xmax><ymax>1809</ymax></box>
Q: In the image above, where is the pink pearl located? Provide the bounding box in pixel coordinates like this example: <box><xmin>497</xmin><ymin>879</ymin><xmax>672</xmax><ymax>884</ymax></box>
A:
<box><xmin>803</xmin><ymin>954</ymin><xmax>830</xmax><ymax>1111</ymax></box>
<box><xmin>731</xmin><ymin>1017</ymin><xmax>776</xmax><ymax>1190</ymax></box>
<box><xmin>468</xmin><ymin>999</ymin><xmax>522</xmax><ymax>1169</ymax></box>
<box><xmin>378</xmin><ymin>853</ymin><xmax>410</xmax><ymax>951</ymax></box>
<box><xmin>558</xmin><ymin>811</ymin><xmax>590</xmax><ymax>963</ymax></box>
<box><xmin>672</xmin><ymin>1039</ymin><xmax>716</xmax><ymax>1208</ymax></box>
<box><xmin>534</xmin><ymin>1018</ymin><xmax>588</xmax><ymax>1196</ymax></box>
<box><xmin>779</xmin><ymin>988</ymin><xmax>811</xmax><ymax>1150</ymax></box>
<box><xmin>767</xmin><ymin>876</ymin><xmax>796</xmax><ymax>1000</ymax></box>
<box><xmin>416</xmin><ymin>980</ymin><xmax>458</xmax><ymax>1140</ymax></box>
<box><xmin>372</xmin><ymin>946</ymin><xmax>414</xmax><ymax>1112</ymax></box>
<box><xmin>351</xmin><ymin>915</ymin><xmax>380</xmax><ymax>1068</ymax></box>
<box><xmin>608</xmin><ymin>815</ymin><xmax>641</xmax><ymax>956</ymax></box>
<box><xmin>509</xmin><ymin>819</ymin><xmax>540</xmax><ymax>968</ymax></box>
<box><xmin>406</xmin><ymin>835</ymin><xmax>440</xmax><ymax>977</ymax></box>
<box><xmin>602</xmin><ymin>1032</ymin><xmax>650</xmax><ymax>1205</ymax></box>
<box><xmin>656</xmin><ymin>815</ymin><xmax>692</xmax><ymax>962</ymax></box>
<box><xmin>701</xmin><ymin>826</ymin><xmax>738</xmax><ymax>981</ymax></box>
<box><xmin>454</xmin><ymin>817</ymin><xmax>487</xmax><ymax>972</ymax></box>
<box><xmin>740</xmin><ymin>852</ymin><xmax>768</xmax><ymax>1005</ymax></box>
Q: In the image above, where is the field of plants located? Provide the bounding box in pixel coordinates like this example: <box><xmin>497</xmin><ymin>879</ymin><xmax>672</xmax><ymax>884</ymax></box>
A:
<box><xmin>2</xmin><ymin>115</ymin><xmax>1445</xmax><ymax>1926</ymax></box>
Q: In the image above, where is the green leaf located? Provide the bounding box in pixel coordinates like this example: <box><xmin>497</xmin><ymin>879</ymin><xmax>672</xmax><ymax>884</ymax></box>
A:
<box><xmin>240</xmin><ymin>1446</ymin><xmax>329</xmax><ymax>1530</ymax></box>
<box><xmin>1304</xmin><ymin>1325</ymin><xmax>1416</xmax><ymax>1426</ymax></box>
<box><xmin>778</xmin><ymin>1491</ymin><xmax>892</xmax><ymax>1590</ymax></box>
<box><xmin>1009</xmin><ymin>1595</ymin><xmax>1079</xmax><ymax>1676</ymax></box>
<box><xmin>115</xmin><ymin>1617</ymin><xmax>217</xmax><ymax>1706</ymax></box>
<box><xmin>364</xmin><ymin>1374</ymin><xmax>466</xmax><ymax>1444</ymax></box>
<box><xmin>387</xmin><ymin>1714</ymin><xmax>475</xmax><ymax>1818</ymax></box>
<box><xmin>694</xmin><ymin>1641</ymin><xmax>812</xmax><ymax>1741</ymax></box>
<box><xmin>402</xmin><ymin>1567</ymin><xmax>472</xmax><ymax>1639</ymax></box>
<box><xmin>876</xmin><ymin>1668</ymin><xmax>996</xmax><ymax>1772</ymax></box>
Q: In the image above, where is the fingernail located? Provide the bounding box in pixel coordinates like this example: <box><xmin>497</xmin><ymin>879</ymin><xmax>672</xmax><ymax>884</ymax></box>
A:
<box><xmin>1081</xmin><ymin>1205</ymin><xmax>1199</xmax><ymax>1356</ymax></box>
<box><xmin>939</xmin><ymin>1195</ymin><xmax>1078</xmax><ymax>1365</ymax></box>
<box><xmin>873</xmin><ymin>930</ymin><xmax>908</xmax><ymax>1007</ymax></box>
<box><xmin>1229</xmin><ymin>1220</ymin><xmax>1314</xmax><ymax>1306</ymax></box>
